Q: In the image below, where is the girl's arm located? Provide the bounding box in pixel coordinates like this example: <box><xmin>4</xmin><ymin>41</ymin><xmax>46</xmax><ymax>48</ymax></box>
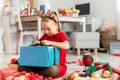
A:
<box><xmin>41</xmin><ymin>40</ymin><xmax>69</xmax><ymax>49</ymax></box>
<box><xmin>33</xmin><ymin>40</ymin><xmax>40</xmax><ymax>44</ymax></box>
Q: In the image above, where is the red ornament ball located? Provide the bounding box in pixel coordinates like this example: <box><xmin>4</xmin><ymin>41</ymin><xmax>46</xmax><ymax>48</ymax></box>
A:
<box><xmin>10</xmin><ymin>58</ymin><xmax>18</xmax><ymax>64</ymax></box>
<box><xmin>82</xmin><ymin>55</ymin><xmax>93</xmax><ymax>66</ymax></box>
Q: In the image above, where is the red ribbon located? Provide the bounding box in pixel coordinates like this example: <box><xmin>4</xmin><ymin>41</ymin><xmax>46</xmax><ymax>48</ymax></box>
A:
<box><xmin>11</xmin><ymin>71</ymin><xmax>43</xmax><ymax>80</ymax></box>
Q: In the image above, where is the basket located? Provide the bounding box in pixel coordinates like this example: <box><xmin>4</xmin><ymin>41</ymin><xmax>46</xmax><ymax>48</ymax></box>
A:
<box><xmin>98</xmin><ymin>27</ymin><xmax>117</xmax><ymax>48</ymax></box>
<box><xmin>100</xmin><ymin>36</ymin><xmax>117</xmax><ymax>48</ymax></box>
<box><xmin>99</xmin><ymin>27</ymin><xmax>116</xmax><ymax>38</ymax></box>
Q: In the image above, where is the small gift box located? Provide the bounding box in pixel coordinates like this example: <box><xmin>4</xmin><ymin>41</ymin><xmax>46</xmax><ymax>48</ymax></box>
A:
<box><xmin>8</xmin><ymin>64</ymin><xmax>18</xmax><ymax>69</ymax></box>
<box><xmin>18</xmin><ymin>46</ymin><xmax>60</xmax><ymax>67</ymax></box>
<box><xmin>0</xmin><ymin>68</ymin><xmax>18</xmax><ymax>80</ymax></box>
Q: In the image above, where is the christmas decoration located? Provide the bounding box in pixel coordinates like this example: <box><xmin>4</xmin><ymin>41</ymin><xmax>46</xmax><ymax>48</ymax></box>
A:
<box><xmin>91</xmin><ymin>72</ymin><xmax>101</xmax><ymax>78</ymax></box>
<box><xmin>102</xmin><ymin>69</ymin><xmax>111</xmax><ymax>78</ymax></box>
<box><xmin>69</xmin><ymin>72</ymin><xmax>79</xmax><ymax>79</ymax></box>
<box><xmin>62</xmin><ymin>72</ymin><xmax>79</xmax><ymax>80</ymax></box>
<box><xmin>82</xmin><ymin>54</ymin><xmax>93</xmax><ymax>67</ymax></box>
<box><xmin>10</xmin><ymin>58</ymin><xmax>18</xmax><ymax>64</ymax></box>
<box><xmin>6</xmin><ymin>71</ymin><xmax>43</xmax><ymax>80</ymax></box>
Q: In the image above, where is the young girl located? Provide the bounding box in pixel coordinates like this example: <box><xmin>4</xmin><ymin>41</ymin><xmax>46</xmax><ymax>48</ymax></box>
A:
<box><xmin>18</xmin><ymin>11</ymin><xmax>69</xmax><ymax>78</ymax></box>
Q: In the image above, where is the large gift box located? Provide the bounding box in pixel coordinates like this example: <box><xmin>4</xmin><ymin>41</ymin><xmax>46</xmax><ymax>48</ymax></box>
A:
<box><xmin>18</xmin><ymin>46</ymin><xmax>59</xmax><ymax>67</ymax></box>
<box><xmin>0</xmin><ymin>68</ymin><xmax>18</xmax><ymax>80</ymax></box>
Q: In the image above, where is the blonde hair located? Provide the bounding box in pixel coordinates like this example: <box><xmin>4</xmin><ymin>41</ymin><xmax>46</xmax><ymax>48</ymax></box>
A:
<box><xmin>41</xmin><ymin>11</ymin><xmax>61</xmax><ymax>32</ymax></box>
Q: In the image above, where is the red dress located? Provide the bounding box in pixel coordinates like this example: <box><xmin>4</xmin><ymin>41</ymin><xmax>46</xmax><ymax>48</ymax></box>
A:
<box><xmin>38</xmin><ymin>31</ymin><xmax>67</xmax><ymax>78</ymax></box>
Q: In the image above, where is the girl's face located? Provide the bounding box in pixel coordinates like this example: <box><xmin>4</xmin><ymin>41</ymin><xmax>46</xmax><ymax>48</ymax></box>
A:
<box><xmin>42</xmin><ymin>20</ymin><xmax>58</xmax><ymax>36</ymax></box>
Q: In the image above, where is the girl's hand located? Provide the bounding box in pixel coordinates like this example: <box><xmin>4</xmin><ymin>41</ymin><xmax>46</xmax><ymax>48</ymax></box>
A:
<box><xmin>41</xmin><ymin>40</ymin><xmax>51</xmax><ymax>45</ymax></box>
<box><xmin>33</xmin><ymin>40</ymin><xmax>40</xmax><ymax>44</ymax></box>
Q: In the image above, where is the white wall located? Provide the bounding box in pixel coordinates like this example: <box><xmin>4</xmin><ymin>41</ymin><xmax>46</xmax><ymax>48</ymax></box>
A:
<box><xmin>49</xmin><ymin>0</ymin><xmax>74</xmax><ymax>11</ymax></box>
<box><xmin>35</xmin><ymin>0</ymin><xmax>74</xmax><ymax>11</ymax></box>
<box><xmin>92</xmin><ymin>0</ymin><xmax>117</xmax><ymax>24</ymax></box>
<box><xmin>74</xmin><ymin>0</ymin><xmax>90</xmax><ymax>3</ymax></box>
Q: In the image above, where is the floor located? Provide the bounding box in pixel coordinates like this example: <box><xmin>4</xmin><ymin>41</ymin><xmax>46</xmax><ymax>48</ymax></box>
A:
<box><xmin>0</xmin><ymin>50</ymin><xmax>120</xmax><ymax>79</ymax></box>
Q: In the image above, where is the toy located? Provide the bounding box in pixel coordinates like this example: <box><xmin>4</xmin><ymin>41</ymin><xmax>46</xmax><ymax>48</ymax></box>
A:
<box><xmin>82</xmin><ymin>54</ymin><xmax>120</xmax><ymax>78</ymax></box>
<box><xmin>82</xmin><ymin>54</ymin><xmax>95</xmax><ymax>75</ymax></box>
<box><xmin>82</xmin><ymin>54</ymin><xmax>93</xmax><ymax>67</ymax></box>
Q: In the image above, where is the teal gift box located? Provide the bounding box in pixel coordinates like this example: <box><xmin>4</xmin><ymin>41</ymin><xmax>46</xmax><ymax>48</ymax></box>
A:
<box><xmin>18</xmin><ymin>46</ymin><xmax>59</xmax><ymax>67</ymax></box>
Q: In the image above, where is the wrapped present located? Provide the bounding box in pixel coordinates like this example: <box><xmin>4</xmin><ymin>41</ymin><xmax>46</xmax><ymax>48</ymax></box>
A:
<box><xmin>8</xmin><ymin>64</ymin><xmax>18</xmax><ymax>69</ymax></box>
<box><xmin>0</xmin><ymin>68</ymin><xmax>18</xmax><ymax>80</ymax></box>
<box><xmin>6</xmin><ymin>71</ymin><xmax>43</xmax><ymax>80</ymax></box>
<box><xmin>18</xmin><ymin>46</ymin><xmax>59</xmax><ymax>67</ymax></box>
<box><xmin>0</xmin><ymin>75</ymin><xmax>2</xmax><ymax>80</ymax></box>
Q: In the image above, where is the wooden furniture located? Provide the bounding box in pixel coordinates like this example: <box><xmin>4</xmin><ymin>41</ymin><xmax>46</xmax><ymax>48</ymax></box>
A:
<box><xmin>21</xmin><ymin>16</ymin><xmax>86</xmax><ymax>32</ymax></box>
<box><xmin>59</xmin><ymin>16</ymin><xmax>86</xmax><ymax>32</ymax></box>
<box><xmin>20</xmin><ymin>15</ymin><xmax>41</xmax><ymax>38</ymax></box>
<box><xmin>18</xmin><ymin>15</ymin><xmax>41</xmax><ymax>54</ymax></box>
<box><xmin>70</xmin><ymin>32</ymin><xmax>100</xmax><ymax>58</ymax></box>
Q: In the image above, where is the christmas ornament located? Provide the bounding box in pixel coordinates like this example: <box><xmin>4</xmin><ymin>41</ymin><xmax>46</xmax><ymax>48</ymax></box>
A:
<box><xmin>91</xmin><ymin>72</ymin><xmax>101</xmax><ymax>78</ymax></box>
<box><xmin>69</xmin><ymin>72</ymin><xmax>79</xmax><ymax>79</ymax></box>
<box><xmin>10</xmin><ymin>58</ymin><xmax>18</xmax><ymax>64</ymax></box>
<box><xmin>102</xmin><ymin>69</ymin><xmax>111</xmax><ymax>78</ymax></box>
<box><xmin>82</xmin><ymin>54</ymin><xmax>93</xmax><ymax>66</ymax></box>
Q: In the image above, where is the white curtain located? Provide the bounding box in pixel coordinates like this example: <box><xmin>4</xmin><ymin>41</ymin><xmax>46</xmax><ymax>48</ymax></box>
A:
<box><xmin>0</xmin><ymin>0</ymin><xmax>4</xmax><ymax>24</ymax></box>
<box><xmin>116</xmin><ymin>0</ymin><xmax>120</xmax><ymax>40</ymax></box>
<box><xmin>0</xmin><ymin>0</ymin><xmax>4</xmax><ymax>53</ymax></box>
